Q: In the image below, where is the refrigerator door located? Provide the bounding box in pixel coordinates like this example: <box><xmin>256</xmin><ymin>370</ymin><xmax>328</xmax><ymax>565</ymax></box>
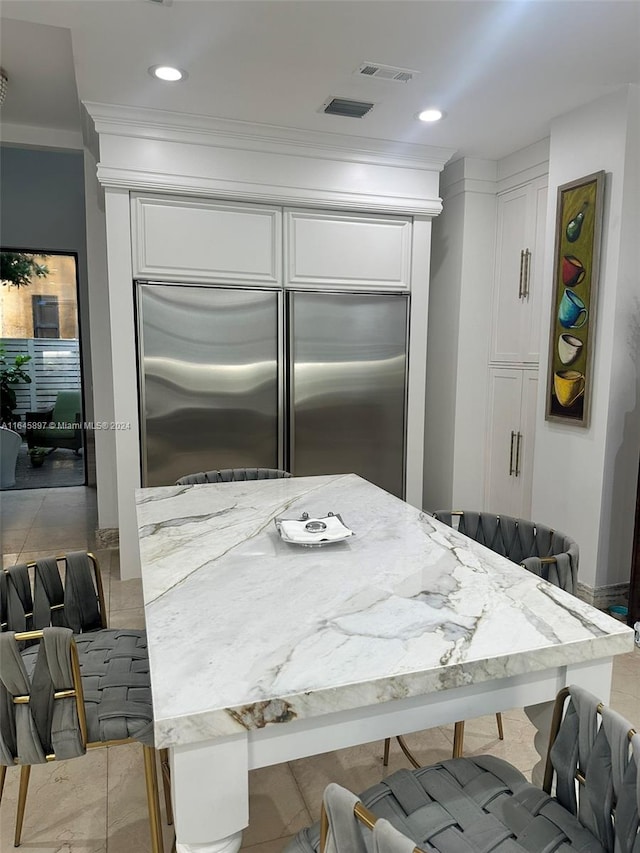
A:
<box><xmin>288</xmin><ymin>291</ymin><xmax>408</xmax><ymax>498</ymax></box>
<box><xmin>137</xmin><ymin>283</ymin><xmax>280</xmax><ymax>487</ymax></box>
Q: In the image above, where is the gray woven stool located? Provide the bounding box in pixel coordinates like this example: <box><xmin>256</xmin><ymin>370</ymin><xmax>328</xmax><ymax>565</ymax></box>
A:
<box><xmin>1</xmin><ymin>626</ymin><xmax>166</xmax><ymax>851</ymax></box>
<box><xmin>0</xmin><ymin>553</ymin><xmax>171</xmax><ymax>851</ymax></box>
<box><xmin>176</xmin><ymin>467</ymin><xmax>292</xmax><ymax>484</ymax></box>
<box><xmin>284</xmin><ymin>686</ymin><xmax>639</xmax><ymax>853</ymax></box>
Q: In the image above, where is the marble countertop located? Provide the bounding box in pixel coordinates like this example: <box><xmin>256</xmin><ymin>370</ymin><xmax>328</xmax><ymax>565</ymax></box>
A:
<box><xmin>135</xmin><ymin>474</ymin><xmax>634</xmax><ymax>748</ymax></box>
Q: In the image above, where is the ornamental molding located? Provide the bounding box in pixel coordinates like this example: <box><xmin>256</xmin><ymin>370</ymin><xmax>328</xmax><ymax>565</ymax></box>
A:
<box><xmin>84</xmin><ymin>101</ymin><xmax>455</xmax><ymax>174</ymax></box>
<box><xmin>97</xmin><ymin>164</ymin><xmax>443</xmax><ymax>217</ymax></box>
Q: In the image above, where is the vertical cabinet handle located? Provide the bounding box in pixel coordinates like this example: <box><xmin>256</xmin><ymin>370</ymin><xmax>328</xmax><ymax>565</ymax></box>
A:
<box><xmin>523</xmin><ymin>249</ymin><xmax>531</xmax><ymax>298</ymax></box>
<box><xmin>518</xmin><ymin>250</ymin><xmax>525</xmax><ymax>299</ymax></box>
<box><xmin>515</xmin><ymin>431</ymin><xmax>522</xmax><ymax>477</ymax></box>
<box><xmin>509</xmin><ymin>431</ymin><xmax>516</xmax><ymax>475</ymax></box>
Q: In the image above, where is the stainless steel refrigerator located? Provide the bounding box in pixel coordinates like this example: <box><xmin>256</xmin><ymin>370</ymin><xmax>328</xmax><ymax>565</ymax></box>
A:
<box><xmin>136</xmin><ymin>282</ymin><xmax>408</xmax><ymax>497</ymax></box>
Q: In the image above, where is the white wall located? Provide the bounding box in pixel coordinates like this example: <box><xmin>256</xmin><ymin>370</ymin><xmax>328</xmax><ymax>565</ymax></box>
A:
<box><xmin>532</xmin><ymin>85</ymin><xmax>640</xmax><ymax>592</ymax></box>
<box><xmin>84</xmin><ymin>149</ymin><xmax>118</xmax><ymax>528</ymax></box>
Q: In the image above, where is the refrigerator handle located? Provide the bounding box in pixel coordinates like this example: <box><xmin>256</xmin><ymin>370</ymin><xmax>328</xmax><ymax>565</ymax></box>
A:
<box><xmin>285</xmin><ymin>291</ymin><xmax>295</xmax><ymax>475</ymax></box>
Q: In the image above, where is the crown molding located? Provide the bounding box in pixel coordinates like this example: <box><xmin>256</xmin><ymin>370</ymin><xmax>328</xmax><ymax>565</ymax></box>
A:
<box><xmin>496</xmin><ymin>137</ymin><xmax>549</xmax><ymax>192</ymax></box>
<box><xmin>0</xmin><ymin>121</ymin><xmax>83</xmax><ymax>151</ymax></box>
<box><xmin>84</xmin><ymin>101</ymin><xmax>455</xmax><ymax>173</ymax></box>
<box><xmin>97</xmin><ymin>164</ymin><xmax>443</xmax><ymax>217</ymax></box>
<box><xmin>440</xmin><ymin>157</ymin><xmax>498</xmax><ymax>200</ymax></box>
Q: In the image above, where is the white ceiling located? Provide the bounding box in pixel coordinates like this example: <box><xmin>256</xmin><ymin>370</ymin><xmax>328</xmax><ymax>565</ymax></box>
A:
<box><xmin>1</xmin><ymin>0</ymin><xmax>639</xmax><ymax>161</ymax></box>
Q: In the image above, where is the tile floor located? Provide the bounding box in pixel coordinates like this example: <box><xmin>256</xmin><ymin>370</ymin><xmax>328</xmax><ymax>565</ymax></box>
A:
<box><xmin>1</xmin><ymin>485</ymin><xmax>638</xmax><ymax>853</ymax></box>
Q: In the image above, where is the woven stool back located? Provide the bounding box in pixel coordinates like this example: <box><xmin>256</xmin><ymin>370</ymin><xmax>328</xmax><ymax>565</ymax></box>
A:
<box><xmin>176</xmin><ymin>467</ymin><xmax>292</xmax><ymax>485</ymax></box>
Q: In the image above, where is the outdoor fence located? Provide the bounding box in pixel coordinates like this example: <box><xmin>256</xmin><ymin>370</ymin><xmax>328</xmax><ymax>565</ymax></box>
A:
<box><xmin>3</xmin><ymin>338</ymin><xmax>81</xmax><ymax>418</ymax></box>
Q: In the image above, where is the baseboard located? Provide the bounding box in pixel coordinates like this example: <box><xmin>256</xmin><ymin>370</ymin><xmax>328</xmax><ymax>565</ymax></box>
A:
<box><xmin>94</xmin><ymin>527</ymin><xmax>119</xmax><ymax>549</ymax></box>
<box><xmin>576</xmin><ymin>581</ymin><xmax>629</xmax><ymax>610</ymax></box>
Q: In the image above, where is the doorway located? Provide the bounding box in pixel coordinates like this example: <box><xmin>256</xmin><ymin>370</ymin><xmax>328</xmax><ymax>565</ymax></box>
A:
<box><xmin>0</xmin><ymin>250</ymin><xmax>85</xmax><ymax>490</ymax></box>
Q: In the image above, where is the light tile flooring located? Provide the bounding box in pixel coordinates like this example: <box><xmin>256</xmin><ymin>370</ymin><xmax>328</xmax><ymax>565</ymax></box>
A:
<box><xmin>1</xmin><ymin>486</ymin><xmax>638</xmax><ymax>853</ymax></box>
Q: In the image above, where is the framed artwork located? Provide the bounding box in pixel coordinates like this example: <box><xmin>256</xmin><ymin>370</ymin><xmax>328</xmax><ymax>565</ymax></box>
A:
<box><xmin>545</xmin><ymin>170</ymin><xmax>605</xmax><ymax>427</ymax></box>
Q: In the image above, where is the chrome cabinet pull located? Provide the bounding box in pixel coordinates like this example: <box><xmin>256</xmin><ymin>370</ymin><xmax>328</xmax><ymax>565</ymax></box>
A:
<box><xmin>518</xmin><ymin>250</ymin><xmax>525</xmax><ymax>299</ymax></box>
<box><xmin>509</xmin><ymin>431</ymin><xmax>516</xmax><ymax>476</ymax></box>
<box><xmin>523</xmin><ymin>249</ymin><xmax>531</xmax><ymax>298</ymax></box>
<box><xmin>515</xmin><ymin>431</ymin><xmax>522</xmax><ymax>477</ymax></box>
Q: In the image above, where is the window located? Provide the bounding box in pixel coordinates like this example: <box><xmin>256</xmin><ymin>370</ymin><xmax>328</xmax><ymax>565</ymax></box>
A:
<box><xmin>32</xmin><ymin>294</ymin><xmax>60</xmax><ymax>338</ymax></box>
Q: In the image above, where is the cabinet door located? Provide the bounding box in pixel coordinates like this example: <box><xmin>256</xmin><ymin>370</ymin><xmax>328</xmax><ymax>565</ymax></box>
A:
<box><xmin>490</xmin><ymin>186</ymin><xmax>531</xmax><ymax>363</ymax></box>
<box><xmin>490</xmin><ymin>179</ymin><xmax>547</xmax><ymax>364</ymax></box>
<box><xmin>131</xmin><ymin>195</ymin><xmax>281</xmax><ymax>284</ymax></box>
<box><xmin>485</xmin><ymin>368</ymin><xmax>538</xmax><ymax>518</ymax></box>
<box><xmin>521</xmin><ymin>181</ymin><xmax>547</xmax><ymax>362</ymax></box>
<box><xmin>284</xmin><ymin>209</ymin><xmax>411</xmax><ymax>291</ymax></box>
<box><xmin>518</xmin><ymin>371</ymin><xmax>538</xmax><ymax>519</ymax></box>
<box><xmin>485</xmin><ymin>369</ymin><xmax>522</xmax><ymax>515</ymax></box>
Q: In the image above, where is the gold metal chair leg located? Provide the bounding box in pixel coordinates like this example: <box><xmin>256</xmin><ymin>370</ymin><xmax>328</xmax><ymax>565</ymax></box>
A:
<box><xmin>395</xmin><ymin>736</ymin><xmax>421</xmax><ymax>769</ymax></box>
<box><xmin>383</xmin><ymin>737</ymin><xmax>391</xmax><ymax>767</ymax></box>
<box><xmin>159</xmin><ymin>748</ymin><xmax>173</xmax><ymax>826</ymax></box>
<box><xmin>496</xmin><ymin>712</ymin><xmax>504</xmax><ymax>740</ymax></box>
<box><xmin>452</xmin><ymin>721</ymin><xmax>465</xmax><ymax>758</ymax></box>
<box><xmin>0</xmin><ymin>764</ymin><xmax>6</xmax><ymax>803</ymax></box>
<box><xmin>15</xmin><ymin>764</ymin><xmax>31</xmax><ymax>847</ymax></box>
<box><xmin>143</xmin><ymin>746</ymin><xmax>164</xmax><ymax>853</ymax></box>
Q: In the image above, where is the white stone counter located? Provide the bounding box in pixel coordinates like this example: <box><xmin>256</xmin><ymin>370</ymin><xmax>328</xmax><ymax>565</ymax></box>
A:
<box><xmin>135</xmin><ymin>474</ymin><xmax>633</xmax><ymax>749</ymax></box>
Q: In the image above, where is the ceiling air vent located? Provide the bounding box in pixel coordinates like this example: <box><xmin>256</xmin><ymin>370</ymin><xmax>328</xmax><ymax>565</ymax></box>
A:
<box><xmin>322</xmin><ymin>97</ymin><xmax>375</xmax><ymax>118</ymax></box>
<box><xmin>356</xmin><ymin>63</ymin><xmax>419</xmax><ymax>83</ymax></box>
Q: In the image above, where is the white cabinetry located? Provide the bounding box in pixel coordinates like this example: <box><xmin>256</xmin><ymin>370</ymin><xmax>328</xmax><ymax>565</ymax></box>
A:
<box><xmin>485</xmin><ymin>172</ymin><xmax>547</xmax><ymax>518</ymax></box>
<box><xmin>284</xmin><ymin>209</ymin><xmax>411</xmax><ymax>290</ymax></box>
<box><xmin>490</xmin><ymin>177</ymin><xmax>547</xmax><ymax>363</ymax></box>
<box><xmin>131</xmin><ymin>195</ymin><xmax>281</xmax><ymax>284</ymax></box>
<box><xmin>485</xmin><ymin>368</ymin><xmax>538</xmax><ymax>518</ymax></box>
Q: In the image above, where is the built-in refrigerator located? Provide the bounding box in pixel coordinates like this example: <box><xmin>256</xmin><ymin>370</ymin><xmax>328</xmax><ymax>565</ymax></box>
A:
<box><xmin>136</xmin><ymin>282</ymin><xmax>408</xmax><ymax>497</ymax></box>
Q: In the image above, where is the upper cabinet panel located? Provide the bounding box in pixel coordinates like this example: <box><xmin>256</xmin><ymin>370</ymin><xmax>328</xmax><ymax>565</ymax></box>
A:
<box><xmin>132</xmin><ymin>195</ymin><xmax>281</xmax><ymax>284</ymax></box>
<box><xmin>285</xmin><ymin>209</ymin><xmax>412</xmax><ymax>290</ymax></box>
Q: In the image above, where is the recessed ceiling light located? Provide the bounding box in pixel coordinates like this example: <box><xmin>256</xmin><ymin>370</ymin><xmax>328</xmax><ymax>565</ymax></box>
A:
<box><xmin>149</xmin><ymin>65</ymin><xmax>187</xmax><ymax>82</ymax></box>
<box><xmin>417</xmin><ymin>108</ymin><xmax>444</xmax><ymax>123</ymax></box>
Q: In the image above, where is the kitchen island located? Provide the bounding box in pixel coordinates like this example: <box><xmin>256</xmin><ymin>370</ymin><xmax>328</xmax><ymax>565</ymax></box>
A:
<box><xmin>136</xmin><ymin>473</ymin><xmax>633</xmax><ymax>853</ymax></box>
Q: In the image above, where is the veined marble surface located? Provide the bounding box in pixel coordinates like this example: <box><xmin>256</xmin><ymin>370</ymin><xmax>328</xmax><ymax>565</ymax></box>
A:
<box><xmin>135</xmin><ymin>474</ymin><xmax>634</xmax><ymax>748</ymax></box>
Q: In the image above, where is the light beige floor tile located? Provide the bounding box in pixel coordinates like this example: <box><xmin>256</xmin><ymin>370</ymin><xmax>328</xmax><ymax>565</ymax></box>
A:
<box><xmin>109</xmin><ymin>607</ymin><xmax>146</xmax><ymax>630</ymax></box>
<box><xmin>241</xmin><ymin>834</ymin><xmax>295</xmax><ymax>852</ymax></box>
<box><xmin>31</xmin><ymin>507</ymin><xmax>97</xmax><ymax>529</ymax></box>
<box><xmin>610</xmin><ymin>688</ymin><xmax>640</xmax><ymax>729</ymax></box>
<box><xmin>241</xmin><ymin>763</ymin><xmax>312</xmax><ymax>848</ymax></box>
<box><xmin>1</xmin><ymin>527</ymin><xmax>31</xmax><ymax>553</ymax></box>
<box><xmin>23</xmin><ymin>525</ymin><xmax>94</xmax><ymax>551</ymax></box>
<box><xmin>612</xmin><ymin>648</ymin><xmax>640</xmax><ymax>694</ymax></box>
<box><xmin>1</xmin><ymin>507</ymin><xmax>41</xmax><ymax>528</ymax></box>
<box><xmin>41</xmin><ymin>486</ymin><xmax>97</xmax><ymax>505</ymax></box>
<box><xmin>453</xmin><ymin>713</ymin><xmax>539</xmax><ymax>777</ymax></box>
<box><xmin>109</xmin><ymin>578</ymin><xmax>144</xmax><ymax>613</ymax></box>
<box><xmin>0</xmin><ymin>750</ymin><xmax>108</xmax><ymax>852</ymax></box>
<box><xmin>2</xmin><ymin>551</ymin><xmax>20</xmax><ymax>567</ymax></box>
<box><xmin>106</xmin><ymin>742</ymin><xmax>173</xmax><ymax>853</ymax></box>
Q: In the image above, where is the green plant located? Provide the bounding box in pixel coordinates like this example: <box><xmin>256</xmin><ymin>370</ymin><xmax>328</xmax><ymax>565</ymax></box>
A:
<box><xmin>0</xmin><ymin>343</ymin><xmax>31</xmax><ymax>425</ymax></box>
<box><xmin>0</xmin><ymin>252</ymin><xmax>49</xmax><ymax>288</ymax></box>
<box><xmin>29</xmin><ymin>447</ymin><xmax>47</xmax><ymax>467</ymax></box>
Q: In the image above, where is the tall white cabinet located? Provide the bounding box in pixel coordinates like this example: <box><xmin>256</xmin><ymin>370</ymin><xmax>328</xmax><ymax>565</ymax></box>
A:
<box><xmin>485</xmin><ymin>173</ymin><xmax>548</xmax><ymax>518</ymax></box>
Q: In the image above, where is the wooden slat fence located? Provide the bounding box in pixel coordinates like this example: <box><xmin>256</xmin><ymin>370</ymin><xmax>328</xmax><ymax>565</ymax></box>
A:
<box><xmin>2</xmin><ymin>338</ymin><xmax>81</xmax><ymax>417</ymax></box>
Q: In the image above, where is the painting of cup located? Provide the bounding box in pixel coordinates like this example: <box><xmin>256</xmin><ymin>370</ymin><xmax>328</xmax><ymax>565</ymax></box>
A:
<box><xmin>558</xmin><ymin>289</ymin><xmax>588</xmax><ymax>329</ymax></box>
<box><xmin>554</xmin><ymin>370</ymin><xmax>585</xmax><ymax>407</ymax></box>
<box><xmin>562</xmin><ymin>254</ymin><xmax>586</xmax><ymax>287</ymax></box>
<box><xmin>557</xmin><ymin>333</ymin><xmax>583</xmax><ymax>366</ymax></box>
